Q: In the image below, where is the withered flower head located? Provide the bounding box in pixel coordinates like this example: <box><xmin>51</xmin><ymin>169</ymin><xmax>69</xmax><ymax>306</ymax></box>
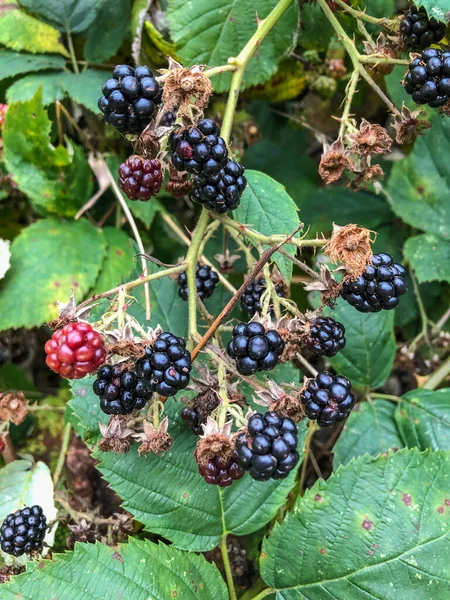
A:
<box><xmin>165</xmin><ymin>164</ymin><xmax>193</xmax><ymax>198</ymax></box>
<box><xmin>362</xmin><ymin>35</ymin><xmax>396</xmax><ymax>77</ymax></box>
<box><xmin>194</xmin><ymin>417</ymin><xmax>234</xmax><ymax>468</ymax></box>
<box><xmin>0</xmin><ymin>392</ymin><xmax>28</xmax><ymax>425</ymax></box>
<box><xmin>303</xmin><ymin>263</ymin><xmax>342</xmax><ymax>308</ymax></box>
<box><xmin>318</xmin><ymin>140</ymin><xmax>353</xmax><ymax>184</ymax></box>
<box><xmin>327</xmin><ymin>58</ymin><xmax>347</xmax><ymax>79</ymax></box>
<box><xmin>324</xmin><ymin>223</ymin><xmax>375</xmax><ymax>278</ymax></box>
<box><xmin>254</xmin><ymin>380</ymin><xmax>305</xmax><ymax>423</ymax></box>
<box><xmin>348</xmin><ymin>118</ymin><xmax>392</xmax><ymax>156</ymax></box>
<box><xmin>214</xmin><ymin>248</ymin><xmax>241</xmax><ymax>274</ymax></box>
<box><xmin>394</xmin><ymin>103</ymin><xmax>431</xmax><ymax>145</ymax></box>
<box><xmin>98</xmin><ymin>417</ymin><xmax>134</xmax><ymax>454</ymax></box>
<box><xmin>134</xmin><ymin>416</ymin><xmax>172</xmax><ymax>456</ymax></box>
<box><xmin>161</xmin><ymin>59</ymin><xmax>212</xmax><ymax>117</ymax></box>
<box><xmin>348</xmin><ymin>164</ymin><xmax>385</xmax><ymax>190</ymax></box>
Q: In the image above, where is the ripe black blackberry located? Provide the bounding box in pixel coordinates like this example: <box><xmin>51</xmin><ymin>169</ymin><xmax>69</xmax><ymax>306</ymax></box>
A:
<box><xmin>400</xmin><ymin>5</ymin><xmax>446</xmax><ymax>49</ymax></box>
<box><xmin>135</xmin><ymin>332</ymin><xmax>192</xmax><ymax>396</ymax></box>
<box><xmin>181</xmin><ymin>406</ymin><xmax>203</xmax><ymax>435</ymax></box>
<box><xmin>98</xmin><ymin>65</ymin><xmax>161</xmax><ymax>134</ymax></box>
<box><xmin>169</xmin><ymin>119</ymin><xmax>228</xmax><ymax>176</ymax></box>
<box><xmin>341</xmin><ymin>253</ymin><xmax>407</xmax><ymax>313</ymax></box>
<box><xmin>0</xmin><ymin>505</ymin><xmax>47</xmax><ymax>557</ymax></box>
<box><xmin>118</xmin><ymin>156</ymin><xmax>163</xmax><ymax>200</ymax></box>
<box><xmin>198</xmin><ymin>452</ymin><xmax>245</xmax><ymax>486</ymax></box>
<box><xmin>93</xmin><ymin>364</ymin><xmax>153</xmax><ymax>415</ymax></box>
<box><xmin>226</xmin><ymin>322</ymin><xmax>285</xmax><ymax>376</ymax></box>
<box><xmin>300</xmin><ymin>371</ymin><xmax>355</xmax><ymax>427</ymax></box>
<box><xmin>236</xmin><ymin>411</ymin><xmax>299</xmax><ymax>481</ymax></box>
<box><xmin>191</xmin><ymin>159</ymin><xmax>247</xmax><ymax>213</ymax></box>
<box><xmin>177</xmin><ymin>264</ymin><xmax>219</xmax><ymax>300</ymax></box>
<box><xmin>240</xmin><ymin>277</ymin><xmax>285</xmax><ymax>317</ymax></box>
<box><xmin>403</xmin><ymin>48</ymin><xmax>450</xmax><ymax>108</ymax></box>
<box><xmin>160</xmin><ymin>110</ymin><xmax>177</xmax><ymax>127</ymax></box>
<box><xmin>306</xmin><ymin>316</ymin><xmax>346</xmax><ymax>357</ymax></box>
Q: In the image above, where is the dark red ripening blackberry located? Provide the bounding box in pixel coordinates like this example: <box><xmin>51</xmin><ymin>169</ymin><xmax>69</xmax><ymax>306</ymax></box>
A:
<box><xmin>341</xmin><ymin>253</ymin><xmax>407</xmax><ymax>312</ymax></box>
<box><xmin>236</xmin><ymin>411</ymin><xmax>299</xmax><ymax>481</ymax></box>
<box><xmin>177</xmin><ymin>264</ymin><xmax>219</xmax><ymax>300</ymax></box>
<box><xmin>240</xmin><ymin>277</ymin><xmax>285</xmax><ymax>317</ymax></box>
<box><xmin>198</xmin><ymin>452</ymin><xmax>245</xmax><ymax>486</ymax></box>
<box><xmin>404</xmin><ymin>48</ymin><xmax>450</xmax><ymax>108</ymax></box>
<box><xmin>400</xmin><ymin>5</ymin><xmax>446</xmax><ymax>49</ymax></box>
<box><xmin>118</xmin><ymin>156</ymin><xmax>163</xmax><ymax>200</ymax></box>
<box><xmin>0</xmin><ymin>505</ymin><xmax>47</xmax><ymax>557</ymax></box>
<box><xmin>301</xmin><ymin>371</ymin><xmax>355</xmax><ymax>427</ymax></box>
<box><xmin>93</xmin><ymin>364</ymin><xmax>153</xmax><ymax>415</ymax></box>
<box><xmin>226</xmin><ymin>322</ymin><xmax>285</xmax><ymax>376</ymax></box>
<box><xmin>306</xmin><ymin>316</ymin><xmax>346</xmax><ymax>357</ymax></box>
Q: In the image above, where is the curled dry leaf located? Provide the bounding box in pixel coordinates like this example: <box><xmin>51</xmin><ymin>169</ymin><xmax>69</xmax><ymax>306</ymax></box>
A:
<box><xmin>348</xmin><ymin>118</ymin><xmax>392</xmax><ymax>157</ymax></box>
<box><xmin>348</xmin><ymin>164</ymin><xmax>385</xmax><ymax>190</ymax></box>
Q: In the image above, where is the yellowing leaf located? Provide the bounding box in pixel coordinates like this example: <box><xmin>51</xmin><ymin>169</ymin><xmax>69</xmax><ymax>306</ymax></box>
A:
<box><xmin>0</xmin><ymin>9</ymin><xmax>68</xmax><ymax>56</ymax></box>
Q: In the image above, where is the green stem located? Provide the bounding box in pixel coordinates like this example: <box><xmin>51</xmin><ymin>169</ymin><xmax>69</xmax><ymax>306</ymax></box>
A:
<box><xmin>370</xmin><ymin>392</ymin><xmax>402</xmax><ymax>402</ymax></box>
<box><xmin>53</xmin><ymin>423</ymin><xmax>72</xmax><ymax>487</ymax></box>
<box><xmin>359</xmin><ymin>56</ymin><xmax>409</xmax><ymax>66</ymax></box>
<box><xmin>339</xmin><ymin>69</ymin><xmax>359</xmax><ymax>139</ymax></box>
<box><xmin>333</xmin><ymin>0</ymin><xmax>396</xmax><ymax>28</ymax></box>
<box><xmin>186</xmin><ymin>209</ymin><xmax>210</xmax><ymax>341</ymax></box>
<box><xmin>423</xmin><ymin>356</ymin><xmax>450</xmax><ymax>391</ymax></box>
<box><xmin>252</xmin><ymin>588</ymin><xmax>277</xmax><ymax>600</ymax></box>
<box><xmin>66</xmin><ymin>32</ymin><xmax>80</xmax><ymax>74</ymax></box>
<box><xmin>220</xmin><ymin>534</ymin><xmax>237</xmax><ymax>600</ymax></box>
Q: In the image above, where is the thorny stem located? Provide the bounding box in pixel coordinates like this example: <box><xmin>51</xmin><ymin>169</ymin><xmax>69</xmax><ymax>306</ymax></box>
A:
<box><xmin>220</xmin><ymin>534</ymin><xmax>237</xmax><ymax>600</ymax></box>
<box><xmin>339</xmin><ymin>69</ymin><xmax>359</xmax><ymax>139</ymax></box>
<box><xmin>333</xmin><ymin>0</ymin><xmax>397</xmax><ymax>29</ymax></box>
<box><xmin>53</xmin><ymin>423</ymin><xmax>72</xmax><ymax>488</ymax></box>
<box><xmin>217</xmin><ymin>363</ymin><xmax>230</xmax><ymax>429</ymax></box>
<box><xmin>277</xmin><ymin>248</ymin><xmax>322</xmax><ymax>280</ymax></box>
<box><xmin>225</xmin><ymin>226</ymin><xmax>256</xmax><ymax>267</ymax></box>
<box><xmin>408</xmin><ymin>272</ymin><xmax>431</xmax><ymax>351</ymax></box>
<box><xmin>66</xmin><ymin>32</ymin><xmax>80</xmax><ymax>74</ymax></box>
<box><xmin>186</xmin><ymin>209</ymin><xmax>210</xmax><ymax>342</ymax></box>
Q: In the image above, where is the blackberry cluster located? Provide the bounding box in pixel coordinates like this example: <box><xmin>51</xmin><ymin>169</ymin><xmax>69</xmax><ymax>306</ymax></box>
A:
<box><xmin>404</xmin><ymin>48</ymin><xmax>450</xmax><ymax>108</ymax></box>
<box><xmin>301</xmin><ymin>371</ymin><xmax>355</xmax><ymax>427</ymax></box>
<box><xmin>306</xmin><ymin>316</ymin><xmax>346</xmax><ymax>357</ymax></box>
<box><xmin>135</xmin><ymin>332</ymin><xmax>192</xmax><ymax>396</ymax></box>
<box><xmin>169</xmin><ymin>119</ymin><xmax>228</xmax><ymax>176</ymax></box>
<box><xmin>0</xmin><ymin>506</ymin><xmax>47</xmax><ymax>557</ymax></box>
<box><xmin>191</xmin><ymin>159</ymin><xmax>247</xmax><ymax>213</ymax></box>
<box><xmin>181</xmin><ymin>406</ymin><xmax>203</xmax><ymax>435</ymax></box>
<box><xmin>177</xmin><ymin>264</ymin><xmax>219</xmax><ymax>300</ymax></box>
<box><xmin>341</xmin><ymin>253</ymin><xmax>407</xmax><ymax>313</ymax></box>
<box><xmin>118</xmin><ymin>156</ymin><xmax>163</xmax><ymax>201</ymax></box>
<box><xmin>226</xmin><ymin>322</ymin><xmax>285</xmax><ymax>376</ymax></box>
<box><xmin>160</xmin><ymin>110</ymin><xmax>177</xmax><ymax>127</ymax></box>
<box><xmin>98</xmin><ymin>65</ymin><xmax>161</xmax><ymax>134</ymax></box>
<box><xmin>236</xmin><ymin>412</ymin><xmax>299</xmax><ymax>481</ymax></box>
<box><xmin>198</xmin><ymin>452</ymin><xmax>245</xmax><ymax>487</ymax></box>
<box><xmin>93</xmin><ymin>364</ymin><xmax>153</xmax><ymax>415</ymax></box>
<box><xmin>400</xmin><ymin>5</ymin><xmax>446</xmax><ymax>49</ymax></box>
<box><xmin>240</xmin><ymin>277</ymin><xmax>285</xmax><ymax>317</ymax></box>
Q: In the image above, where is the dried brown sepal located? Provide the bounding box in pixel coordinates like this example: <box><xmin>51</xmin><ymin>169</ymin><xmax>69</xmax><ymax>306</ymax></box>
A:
<box><xmin>98</xmin><ymin>417</ymin><xmax>134</xmax><ymax>454</ymax></box>
<box><xmin>394</xmin><ymin>103</ymin><xmax>431</xmax><ymax>145</ymax></box>
<box><xmin>303</xmin><ymin>263</ymin><xmax>343</xmax><ymax>308</ymax></box>
<box><xmin>270</xmin><ymin>396</ymin><xmax>306</xmax><ymax>423</ymax></box>
<box><xmin>161</xmin><ymin>60</ymin><xmax>212</xmax><ymax>118</ymax></box>
<box><xmin>134</xmin><ymin>417</ymin><xmax>173</xmax><ymax>455</ymax></box>
<box><xmin>348</xmin><ymin>164</ymin><xmax>385</xmax><ymax>190</ymax></box>
<box><xmin>214</xmin><ymin>248</ymin><xmax>241</xmax><ymax>274</ymax></box>
<box><xmin>348</xmin><ymin>118</ymin><xmax>392</xmax><ymax>156</ymax></box>
<box><xmin>0</xmin><ymin>392</ymin><xmax>28</xmax><ymax>425</ymax></box>
<box><xmin>194</xmin><ymin>418</ymin><xmax>234</xmax><ymax>467</ymax></box>
<box><xmin>319</xmin><ymin>140</ymin><xmax>354</xmax><ymax>184</ymax></box>
<box><xmin>324</xmin><ymin>223</ymin><xmax>375</xmax><ymax>278</ymax></box>
<box><xmin>105</xmin><ymin>339</ymin><xmax>148</xmax><ymax>361</ymax></box>
<box><xmin>165</xmin><ymin>164</ymin><xmax>193</xmax><ymax>199</ymax></box>
<box><xmin>134</xmin><ymin>131</ymin><xmax>161</xmax><ymax>158</ymax></box>
<box><xmin>363</xmin><ymin>35</ymin><xmax>396</xmax><ymax>77</ymax></box>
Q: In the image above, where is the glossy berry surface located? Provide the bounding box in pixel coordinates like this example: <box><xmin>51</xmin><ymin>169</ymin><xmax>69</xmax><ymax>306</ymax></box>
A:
<box><xmin>169</xmin><ymin>119</ymin><xmax>228</xmax><ymax>176</ymax></box>
<box><xmin>118</xmin><ymin>156</ymin><xmax>163</xmax><ymax>200</ymax></box>
<box><xmin>236</xmin><ymin>411</ymin><xmax>299</xmax><ymax>481</ymax></box>
<box><xmin>306</xmin><ymin>316</ymin><xmax>346</xmax><ymax>357</ymax></box>
<box><xmin>45</xmin><ymin>322</ymin><xmax>106</xmax><ymax>379</ymax></box>
<box><xmin>98</xmin><ymin>64</ymin><xmax>161</xmax><ymax>134</ymax></box>
<box><xmin>240</xmin><ymin>277</ymin><xmax>285</xmax><ymax>317</ymax></box>
<box><xmin>191</xmin><ymin>159</ymin><xmax>247</xmax><ymax>213</ymax></box>
<box><xmin>160</xmin><ymin>110</ymin><xmax>177</xmax><ymax>127</ymax></box>
<box><xmin>93</xmin><ymin>364</ymin><xmax>152</xmax><ymax>415</ymax></box>
<box><xmin>177</xmin><ymin>264</ymin><xmax>219</xmax><ymax>300</ymax></box>
<box><xmin>135</xmin><ymin>332</ymin><xmax>192</xmax><ymax>396</ymax></box>
<box><xmin>403</xmin><ymin>48</ymin><xmax>450</xmax><ymax>108</ymax></box>
<box><xmin>181</xmin><ymin>406</ymin><xmax>203</xmax><ymax>435</ymax></box>
<box><xmin>341</xmin><ymin>253</ymin><xmax>407</xmax><ymax>313</ymax></box>
<box><xmin>0</xmin><ymin>505</ymin><xmax>47</xmax><ymax>557</ymax></box>
<box><xmin>198</xmin><ymin>452</ymin><xmax>245</xmax><ymax>486</ymax></box>
<box><xmin>301</xmin><ymin>371</ymin><xmax>355</xmax><ymax>427</ymax></box>
<box><xmin>226</xmin><ymin>322</ymin><xmax>285</xmax><ymax>376</ymax></box>
<box><xmin>400</xmin><ymin>5</ymin><xmax>445</xmax><ymax>49</ymax></box>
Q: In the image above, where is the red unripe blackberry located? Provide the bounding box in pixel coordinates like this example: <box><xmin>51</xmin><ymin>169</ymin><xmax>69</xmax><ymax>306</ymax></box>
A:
<box><xmin>45</xmin><ymin>322</ymin><xmax>106</xmax><ymax>379</ymax></box>
<box><xmin>198</xmin><ymin>452</ymin><xmax>245</xmax><ymax>486</ymax></box>
<box><xmin>0</xmin><ymin>505</ymin><xmax>47</xmax><ymax>557</ymax></box>
<box><xmin>0</xmin><ymin>104</ymin><xmax>7</xmax><ymax>129</ymax></box>
<box><xmin>118</xmin><ymin>155</ymin><xmax>163</xmax><ymax>200</ymax></box>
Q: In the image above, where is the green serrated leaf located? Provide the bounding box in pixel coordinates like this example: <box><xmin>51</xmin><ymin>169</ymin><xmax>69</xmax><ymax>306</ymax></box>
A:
<box><xmin>233</xmin><ymin>170</ymin><xmax>300</xmax><ymax>284</ymax></box>
<box><xmin>387</xmin><ymin>114</ymin><xmax>450</xmax><ymax>238</ymax></box>
<box><xmin>299</xmin><ymin>4</ymin><xmax>334</xmax><ymax>51</ymax></box>
<box><xmin>333</xmin><ymin>400</ymin><xmax>404</xmax><ymax>467</ymax></box>
<box><xmin>84</xmin><ymin>0</ymin><xmax>131</xmax><ymax>63</ymax></box>
<box><xmin>1</xmin><ymin>538</ymin><xmax>228</xmax><ymax>599</ymax></box>
<box><xmin>0</xmin><ymin>218</ymin><xmax>106</xmax><ymax>330</ymax></box>
<box><xmin>0</xmin><ymin>51</ymin><xmax>66</xmax><ymax>81</ymax></box>
<box><xmin>416</xmin><ymin>1</ymin><xmax>450</xmax><ymax>21</ymax></box>
<box><xmin>69</xmin><ymin>378</ymin><xmax>109</xmax><ymax>441</ymax></box>
<box><xmin>261</xmin><ymin>449</ymin><xmax>450</xmax><ymax>599</ymax></box>
<box><xmin>89</xmin><ymin>227</ymin><xmax>136</xmax><ymax>294</ymax></box>
<box><xmin>6</xmin><ymin>72</ymin><xmax>66</xmax><ymax>105</ymax></box>
<box><xmin>0</xmin><ymin>9</ymin><xmax>68</xmax><ymax>56</ymax></box>
<box><xmin>18</xmin><ymin>0</ymin><xmax>100</xmax><ymax>34</ymax></box>
<box><xmin>395</xmin><ymin>388</ymin><xmax>450</xmax><ymax>451</ymax></box>
<box><xmin>404</xmin><ymin>234</ymin><xmax>450</xmax><ymax>284</ymax></box>
<box><xmin>167</xmin><ymin>0</ymin><xmax>299</xmax><ymax>93</ymax></box>
<box><xmin>324</xmin><ymin>298</ymin><xmax>396</xmax><ymax>390</ymax></box>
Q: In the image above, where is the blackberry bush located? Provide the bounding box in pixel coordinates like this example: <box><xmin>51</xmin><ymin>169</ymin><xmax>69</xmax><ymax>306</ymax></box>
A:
<box><xmin>98</xmin><ymin>65</ymin><xmax>161</xmax><ymax>134</ymax></box>
<box><xmin>177</xmin><ymin>264</ymin><xmax>219</xmax><ymax>300</ymax></box>
<box><xmin>300</xmin><ymin>371</ymin><xmax>355</xmax><ymax>427</ymax></box>
<box><xmin>226</xmin><ymin>322</ymin><xmax>285</xmax><ymax>375</ymax></box>
<box><xmin>236</xmin><ymin>412</ymin><xmax>300</xmax><ymax>481</ymax></box>
<box><xmin>240</xmin><ymin>277</ymin><xmax>285</xmax><ymax>316</ymax></box>
<box><xmin>341</xmin><ymin>253</ymin><xmax>407</xmax><ymax>313</ymax></box>
<box><xmin>118</xmin><ymin>156</ymin><xmax>163</xmax><ymax>200</ymax></box>
<box><xmin>93</xmin><ymin>363</ymin><xmax>153</xmax><ymax>415</ymax></box>
<box><xmin>403</xmin><ymin>48</ymin><xmax>450</xmax><ymax>108</ymax></box>
<box><xmin>306</xmin><ymin>316</ymin><xmax>346</xmax><ymax>357</ymax></box>
<box><xmin>400</xmin><ymin>5</ymin><xmax>446</xmax><ymax>49</ymax></box>
<box><xmin>0</xmin><ymin>506</ymin><xmax>47</xmax><ymax>557</ymax></box>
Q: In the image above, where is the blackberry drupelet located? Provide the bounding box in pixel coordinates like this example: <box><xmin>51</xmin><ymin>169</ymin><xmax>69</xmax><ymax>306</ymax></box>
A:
<box><xmin>400</xmin><ymin>5</ymin><xmax>446</xmax><ymax>49</ymax></box>
<box><xmin>300</xmin><ymin>371</ymin><xmax>355</xmax><ymax>427</ymax></box>
<box><xmin>306</xmin><ymin>316</ymin><xmax>346</xmax><ymax>357</ymax></box>
<box><xmin>236</xmin><ymin>411</ymin><xmax>299</xmax><ymax>481</ymax></box>
<box><xmin>135</xmin><ymin>332</ymin><xmax>192</xmax><ymax>396</ymax></box>
<box><xmin>341</xmin><ymin>252</ymin><xmax>407</xmax><ymax>312</ymax></box>
<box><xmin>177</xmin><ymin>264</ymin><xmax>219</xmax><ymax>300</ymax></box>
<box><xmin>181</xmin><ymin>406</ymin><xmax>203</xmax><ymax>435</ymax></box>
<box><xmin>226</xmin><ymin>322</ymin><xmax>285</xmax><ymax>376</ymax></box>
<box><xmin>191</xmin><ymin>159</ymin><xmax>247</xmax><ymax>213</ymax></box>
<box><xmin>169</xmin><ymin>119</ymin><xmax>228</xmax><ymax>176</ymax></box>
<box><xmin>198</xmin><ymin>452</ymin><xmax>245</xmax><ymax>486</ymax></box>
<box><xmin>0</xmin><ymin>505</ymin><xmax>47</xmax><ymax>557</ymax></box>
<box><xmin>93</xmin><ymin>364</ymin><xmax>153</xmax><ymax>415</ymax></box>
<box><xmin>240</xmin><ymin>277</ymin><xmax>285</xmax><ymax>317</ymax></box>
<box><xmin>118</xmin><ymin>156</ymin><xmax>163</xmax><ymax>200</ymax></box>
<box><xmin>403</xmin><ymin>48</ymin><xmax>450</xmax><ymax>108</ymax></box>
<box><xmin>160</xmin><ymin>110</ymin><xmax>177</xmax><ymax>127</ymax></box>
<box><xmin>98</xmin><ymin>64</ymin><xmax>161</xmax><ymax>134</ymax></box>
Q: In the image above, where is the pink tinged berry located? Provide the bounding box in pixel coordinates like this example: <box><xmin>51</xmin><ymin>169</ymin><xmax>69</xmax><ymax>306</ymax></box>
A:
<box><xmin>176</xmin><ymin>140</ymin><xmax>193</xmax><ymax>160</ymax></box>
